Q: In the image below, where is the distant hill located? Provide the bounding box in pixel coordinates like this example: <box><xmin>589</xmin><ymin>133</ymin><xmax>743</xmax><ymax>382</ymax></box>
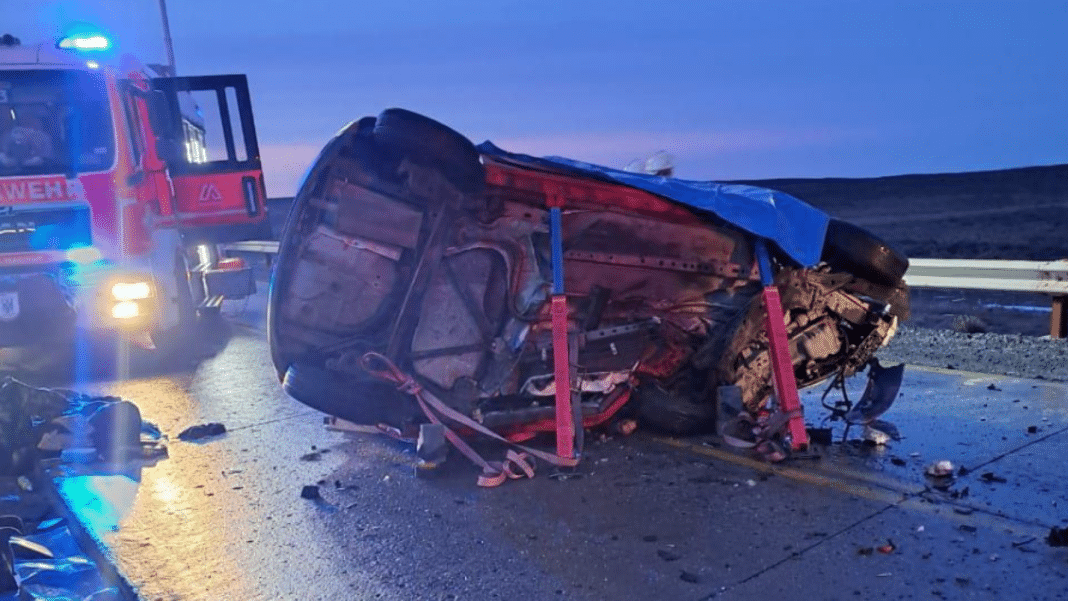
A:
<box><xmin>733</xmin><ymin>164</ymin><xmax>1068</xmax><ymax>260</ymax></box>
<box><xmin>267</xmin><ymin>164</ymin><xmax>1068</xmax><ymax>261</ymax></box>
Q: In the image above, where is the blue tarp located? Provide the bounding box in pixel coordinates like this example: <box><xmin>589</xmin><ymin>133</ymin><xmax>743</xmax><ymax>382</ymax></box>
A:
<box><xmin>477</xmin><ymin>142</ymin><xmax>830</xmax><ymax>268</ymax></box>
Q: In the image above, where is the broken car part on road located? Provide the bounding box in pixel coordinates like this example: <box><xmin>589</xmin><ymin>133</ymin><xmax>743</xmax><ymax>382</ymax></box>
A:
<box><xmin>267</xmin><ymin>109</ymin><xmax>910</xmax><ymax>480</ymax></box>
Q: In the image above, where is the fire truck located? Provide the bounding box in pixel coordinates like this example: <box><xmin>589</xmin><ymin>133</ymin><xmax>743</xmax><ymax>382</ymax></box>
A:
<box><xmin>0</xmin><ymin>32</ymin><xmax>268</xmax><ymax>368</ymax></box>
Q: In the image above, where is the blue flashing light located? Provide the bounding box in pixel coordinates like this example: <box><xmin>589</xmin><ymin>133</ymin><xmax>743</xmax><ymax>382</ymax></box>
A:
<box><xmin>57</xmin><ymin>34</ymin><xmax>111</xmax><ymax>51</ymax></box>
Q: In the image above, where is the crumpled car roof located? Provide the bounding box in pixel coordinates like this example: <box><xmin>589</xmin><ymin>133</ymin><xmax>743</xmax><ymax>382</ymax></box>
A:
<box><xmin>477</xmin><ymin>141</ymin><xmax>830</xmax><ymax>267</ymax></box>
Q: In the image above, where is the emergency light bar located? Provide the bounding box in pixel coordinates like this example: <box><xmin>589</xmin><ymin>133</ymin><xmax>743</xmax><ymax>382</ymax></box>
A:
<box><xmin>57</xmin><ymin>34</ymin><xmax>111</xmax><ymax>51</ymax></box>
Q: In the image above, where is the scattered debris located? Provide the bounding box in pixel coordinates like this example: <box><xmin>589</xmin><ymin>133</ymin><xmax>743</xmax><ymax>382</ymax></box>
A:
<box><xmin>1027</xmin><ymin>425</ymin><xmax>1039</xmax><ymax>434</ymax></box>
<box><xmin>612</xmin><ymin>419</ymin><xmax>638</xmax><ymax>436</ymax></box>
<box><xmin>177</xmin><ymin>423</ymin><xmax>227</xmax><ymax>441</ymax></box>
<box><xmin>979</xmin><ymin>472</ymin><xmax>1007</xmax><ymax>484</ymax></box>
<box><xmin>863</xmin><ymin>426</ymin><xmax>891</xmax><ymax>446</ymax></box>
<box><xmin>416</xmin><ymin>423</ymin><xmax>448</xmax><ymax>468</ymax></box>
<box><xmin>844</xmin><ymin>361</ymin><xmax>906</xmax><ymax>425</ymax></box>
<box><xmin>657</xmin><ymin>549</ymin><xmax>682</xmax><ymax>562</ymax></box>
<box><xmin>679</xmin><ymin>570</ymin><xmax>701</xmax><ymax>584</ymax></box>
<box><xmin>986</xmin><ymin>383</ymin><xmax>1002</xmax><ymax>391</ymax></box>
<box><xmin>857</xmin><ymin>547</ymin><xmax>874</xmax><ymax>556</ymax></box>
<box><xmin>926</xmin><ymin>460</ymin><xmax>955</xmax><ymax>478</ymax></box>
<box><xmin>890</xmin><ymin>456</ymin><xmax>907</xmax><ymax>467</ymax></box>
<box><xmin>877</xmin><ymin>541</ymin><xmax>896</xmax><ymax>554</ymax></box>
<box><xmin>1047</xmin><ymin>527</ymin><xmax>1068</xmax><ymax>547</ymax></box>
<box><xmin>548</xmin><ymin>469</ymin><xmax>583</xmax><ymax>481</ymax></box>
<box><xmin>922</xmin><ymin>461</ymin><xmax>956</xmax><ymax>488</ymax></box>
<box><xmin>0</xmin><ymin>516</ymin><xmax>117</xmax><ymax>597</ymax></box>
<box><xmin>300</xmin><ymin>485</ymin><xmax>321</xmax><ymax>500</ymax></box>
<box><xmin>0</xmin><ymin>378</ymin><xmax>161</xmax><ymax>474</ymax></box>
<box><xmin>806</xmin><ymin>427</ymin><xmax>833</xmax><ymax>446</ymax></box>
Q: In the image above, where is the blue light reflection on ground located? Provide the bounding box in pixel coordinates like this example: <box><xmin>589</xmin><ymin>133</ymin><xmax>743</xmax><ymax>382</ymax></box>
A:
<box><xmin>56</xmin><ymin>475</ymin><xmax>139</xmax><ymax>539</ymax></box>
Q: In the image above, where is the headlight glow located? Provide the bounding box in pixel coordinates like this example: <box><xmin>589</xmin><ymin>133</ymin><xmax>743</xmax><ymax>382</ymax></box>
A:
<box><xmin>112</xmin><ymin>281</ymin><xmax>152</xmax><ymax>301</ymax></box>
<box><xmin>112</xmin><ymin>301</ymin><xmax>140</xmax><ymax>320</ymax></box>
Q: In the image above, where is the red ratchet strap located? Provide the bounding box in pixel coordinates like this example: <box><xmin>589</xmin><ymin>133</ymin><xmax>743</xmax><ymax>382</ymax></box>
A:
<box><xmin>550</xmin><ymin>295</ymin><xmax>576</xmax><ymax>459</ymax></box>
<box><xmin>360</xmin><ymin>352</ymin><xmax>578</xmax><ymax>487</ymax></box>
<box><xmin>753</xmin><ymin>240</ymin><xmax>808</xmax><ymax>451</ymax></box>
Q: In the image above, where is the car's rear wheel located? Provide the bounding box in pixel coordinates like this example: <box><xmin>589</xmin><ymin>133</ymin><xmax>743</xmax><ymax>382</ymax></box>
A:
<box><xmin>821</xmin><ymin>219</ymin><xmax>908</xmax><ymax>286</ymax></box>
<box><xmin>283</xmin><ymin>362</ymin><xmax>420</xmax><ymax>427</ymax></box>
<box><xmin>372</xmin><ymin>108</ymin><xmax>485</xmax><ymax>193</ymax></box>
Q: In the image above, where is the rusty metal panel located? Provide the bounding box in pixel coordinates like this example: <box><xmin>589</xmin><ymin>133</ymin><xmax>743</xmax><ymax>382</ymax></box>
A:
<box><xmin>332</xmin><ymin>180</ymin><xmax>424</xmax><ymax>249</ymax></box>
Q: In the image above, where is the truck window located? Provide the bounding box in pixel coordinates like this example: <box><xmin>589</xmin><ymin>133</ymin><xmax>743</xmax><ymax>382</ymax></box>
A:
<box><xmin>0</xmin><ymin>70</ymin><xmax>115</xmax><ymax>177</ymax></box>
<box><xmin>179</xmin><ymin>87</ymin><xmax>248</xmax><ymax>164</ymax></box>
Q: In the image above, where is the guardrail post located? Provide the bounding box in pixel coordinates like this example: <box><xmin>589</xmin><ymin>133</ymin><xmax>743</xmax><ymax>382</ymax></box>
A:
<box><xmin>1051</xmin><ymin>296</ymin><xmax>1067</xmax><ymax>338</ymax></box>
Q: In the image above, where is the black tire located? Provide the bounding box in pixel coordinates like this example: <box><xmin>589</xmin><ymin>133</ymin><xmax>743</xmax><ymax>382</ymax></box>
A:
<box><xmin>151</xmin><ymin>252</ymin><xmax>197</xmax><ymax>359</ymax></box>
<box><xmin>283</xmin><ymin>362</ymin><xmax>419</xmax><ymax>427</ymax></box>
<box><xmin>373</xmin><ymin>108</ymin><xmax>485</xmax><ymax>193</ymax></box>
<box><xmin>821</xmin><ymin>219</ymin><xmax>909</xmax><ymax>286</ymax></box>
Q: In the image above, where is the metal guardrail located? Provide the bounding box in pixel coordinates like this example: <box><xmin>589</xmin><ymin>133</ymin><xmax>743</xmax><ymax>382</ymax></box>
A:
<box><xmin>220</xmin><ymin>241</ymin><xmax>1068</xmax><ymax>337</ymax></box>
<box><xmin>904</xmin><ymin>259</ymin><xmax>1068</xmax><ymax>294</ymax></box>
<box><xmin>904</xmin><ymin>259</ymin><xmax>1068</xmax><ymax>337</ymax></box>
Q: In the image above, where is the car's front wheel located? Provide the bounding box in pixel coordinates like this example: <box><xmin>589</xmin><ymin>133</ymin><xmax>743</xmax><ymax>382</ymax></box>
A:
<box><xmin>821</xmin><ymin>219</ymin><xmax>909</xmax><ymax>287</ymax></box>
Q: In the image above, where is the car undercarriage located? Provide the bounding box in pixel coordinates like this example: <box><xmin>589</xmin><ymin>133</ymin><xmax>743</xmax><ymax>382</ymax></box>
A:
<box><xmin>268</xmin><ymin>109</ymin><xmax>909</xmax><ymax>454</ymax></box>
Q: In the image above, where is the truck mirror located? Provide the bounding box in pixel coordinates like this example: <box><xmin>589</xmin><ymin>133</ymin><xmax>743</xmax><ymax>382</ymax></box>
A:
<box><xmin>146</xmin><ymin>90</ymin><xmax>176</xmax><ymax>140</ymax></box>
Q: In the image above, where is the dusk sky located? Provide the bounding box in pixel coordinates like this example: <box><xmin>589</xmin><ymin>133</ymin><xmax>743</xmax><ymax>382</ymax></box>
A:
<box><xmin>7</xmin><ymin>1</ymin><xmax>1067</xmax><ymax>196</ymax></box>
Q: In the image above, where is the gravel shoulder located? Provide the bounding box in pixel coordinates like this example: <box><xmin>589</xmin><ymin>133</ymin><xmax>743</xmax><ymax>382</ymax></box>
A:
<box><xmin>877</xmin><ymin>325</ymin><xmax>1068</xmax><ymax>382</ymax></box>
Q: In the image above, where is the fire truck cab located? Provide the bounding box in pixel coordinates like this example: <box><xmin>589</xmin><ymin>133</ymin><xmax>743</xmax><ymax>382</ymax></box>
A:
<box><xmin>0</xmin><ymin>32</ymin><xmax>268</xmax><ymax>367</ymax></box>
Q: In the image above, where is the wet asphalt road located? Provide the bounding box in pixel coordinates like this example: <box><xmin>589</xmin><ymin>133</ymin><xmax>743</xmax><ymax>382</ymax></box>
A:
<box><xmin>31</xmin><ymin>289</ymin><xmax>1068</xmax><ymax>601</ymax></box>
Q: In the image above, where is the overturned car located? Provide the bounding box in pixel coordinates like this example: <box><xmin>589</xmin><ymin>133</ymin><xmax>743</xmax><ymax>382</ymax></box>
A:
<box><xmin>268</xmin><ymin>109</ymin><xmax>909</xmax><ymax>448</ymax></box>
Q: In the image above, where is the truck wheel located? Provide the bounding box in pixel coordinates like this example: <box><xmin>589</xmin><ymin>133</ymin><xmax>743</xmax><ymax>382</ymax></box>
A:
<box><xmin>372</xmin><ymin>108</ymin><xmax>485</xmax><ymax>193</ymax></box>
<box><xmin>821</xmin><ymin>219</ymin><xmax>908</xmax><ymax>286</ymax></box>
<box><xmin>151</xmin><ymin>252</ymin><xmax>197</xmax><ymax>359</ymax></box>
<box><xmin>282</xmin><ymin>362</ymin><xmax>420</xmax><ymax>427</ymax></box>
